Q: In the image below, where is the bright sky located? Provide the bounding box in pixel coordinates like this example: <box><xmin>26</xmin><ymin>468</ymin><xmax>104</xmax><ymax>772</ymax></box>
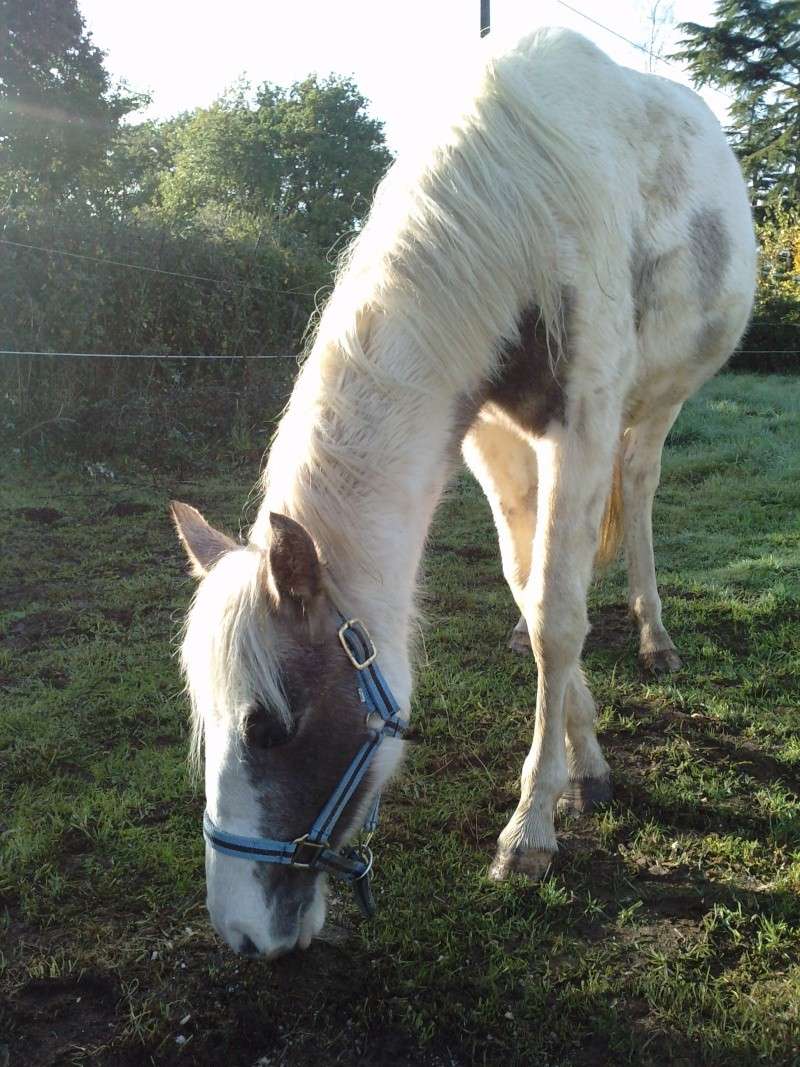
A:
<box><xmin>79</xmin><ymin>0</ymin><xmax>729</xmax><ymax>155</ymax></box>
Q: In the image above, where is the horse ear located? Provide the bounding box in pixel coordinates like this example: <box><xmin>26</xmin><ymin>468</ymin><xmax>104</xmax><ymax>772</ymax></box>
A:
<box><xmin>268</xmin><ymin>512</ymin><xmax>322</xmax><ymax>605</ymax></box>
<box><xmin>170</xmin><ymin>501</ymin><xmax>236</xmax><ymax>578</ymax></box>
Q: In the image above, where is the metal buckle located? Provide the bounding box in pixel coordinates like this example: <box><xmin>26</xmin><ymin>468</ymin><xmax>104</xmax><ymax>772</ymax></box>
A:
<box><xmin>291</xmin><ymin>835</ymin><xmax>327</xmax><ymax>868</ymax></box>
<box><xmin>352</xmin><ymin>843</ymin><xmax>374</xmax><ymax>881</ymax></box>
<box><xmin>337</xmin><ymin>619</ymin><xmax>377</xmax><ymax>670</ymax></box>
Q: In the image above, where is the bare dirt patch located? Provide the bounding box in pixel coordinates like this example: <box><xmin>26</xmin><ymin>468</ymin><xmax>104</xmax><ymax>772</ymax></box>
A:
<box><xmin>586</xmin><ymin>603</ymin><xmax>634</xmax><ymax>652</ymax></box>
<box><xmin>3</xmin><ymin>611</ymin><xmax>82</xmax><ymax>648</ymax></box>
<box><xmin>105</xmin><ymin>501</ymin><xmax>152</xmax><ymax>518</ymax></box>
<box><xmin>9</xmin><ymin>972</ymin><xmax>119</xmax><ymax>1066</ymax></box>
<box><xmin>17</xmin><ymin>507</ymin><xmax>64</xmax><ymax>525</ymax></box>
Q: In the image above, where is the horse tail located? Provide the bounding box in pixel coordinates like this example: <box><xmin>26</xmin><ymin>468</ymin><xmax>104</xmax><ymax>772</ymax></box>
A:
<box><xmin>595</xmin><ymin>442</ymin><xmax>624</xmax><ymax>568</ymax></box>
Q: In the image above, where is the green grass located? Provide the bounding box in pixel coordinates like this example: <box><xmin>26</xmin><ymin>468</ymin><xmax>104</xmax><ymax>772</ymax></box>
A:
<box><xmin>1</xmin><ymin>372</ymin><xmax>799</xmax><ymax>1066</ymax></box>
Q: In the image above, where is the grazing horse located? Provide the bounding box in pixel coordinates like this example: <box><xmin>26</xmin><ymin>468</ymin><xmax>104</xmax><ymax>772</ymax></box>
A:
<box><xmin>172</xmin><ymin>29</ymin><xmax>756</xmax><ymax>958</ymax></box>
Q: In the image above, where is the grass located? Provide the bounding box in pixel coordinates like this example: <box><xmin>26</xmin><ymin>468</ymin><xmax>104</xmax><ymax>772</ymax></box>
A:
<box><xmin>1</xmin><ymin>372</ymin><xmax>799</xmax><ymax>1066</ymax></box>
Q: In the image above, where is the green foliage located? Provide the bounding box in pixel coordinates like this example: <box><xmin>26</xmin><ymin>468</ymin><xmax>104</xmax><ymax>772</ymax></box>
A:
<box><xmin>0</xmin><ymin>204</ymin><xmax>328</xmax><ymax>459</ymax></box>
<box><xmin>733</xmin><ymin>208</ymin><xmax>800</xmax><ymax>371</ymax></box>
<box><xmin>0</xmin><ymin>0</ymin><xmax>143</xmax><ymax>204</ymax></box>
<box><xmin>0</xmin><ymin>206</ymin><xmax>326</xmax><ymax>356</ymax></box>
<box><xmin>671</xmin><ymin>0</ymin><xmax>800</xmax><ymax>369</ymax></box>
<box><xmin>156</xmin><ymin>75</ymin><xmax>392</xmax><ymax>252</ymax></box>
<box><xmin>0</xmin><ymin>20</ymin><xmax>391</xmax><ymax>399</ymax></box>
<box><xmin>758</xmin><ymin>206</ymin><xmax>800</xmax><ymax>301</ymax></box>
<box><xmin>99</xmin><ymin>117</ymin><xmax>184</xmax><ymax>216</ymax></box>
<box><xmin>673</xmin><ymin>0</ymin><xmax>800</xmax><ymax>207</ymax></box>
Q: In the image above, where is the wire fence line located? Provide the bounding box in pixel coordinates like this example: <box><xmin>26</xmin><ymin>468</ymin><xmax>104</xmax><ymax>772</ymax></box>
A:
<box><xmin>3</xmin><ymin>240</ymin><xmax>796</xmax><ymax>332</ymax></box>
<box><xmin>0</xmin><ymin>237</ymin><xmax>321</xmax><ymax>298</ymax></box>
<box><xmin>0</xmin><ymin>350</ymin><xmax>296</xmax><ymax>360</ymax></box>
<box><xmin>0</xmin><ymin>347</ymin><xmax>796</xmax><ymax>361</ymax></box>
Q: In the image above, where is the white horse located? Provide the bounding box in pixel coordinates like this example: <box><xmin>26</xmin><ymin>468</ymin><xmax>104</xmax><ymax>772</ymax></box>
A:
<box><xmin>172</xmin><ymin>29</ymin><xmax>756</xmax><ymax>958</ymax></box>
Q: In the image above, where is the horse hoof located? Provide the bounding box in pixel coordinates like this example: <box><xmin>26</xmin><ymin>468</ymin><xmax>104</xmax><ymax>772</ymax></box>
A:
<box><xmin>488</xmin><ymin>847</ymin><xmax>554</xmax><ymax>882</ymax></box>
<box><xmin>557</xmin><ymin>775</ymin><xmax>613</xmax><ymax>816</ymax></box>
<box><xmin>639</xmin><ymin>648</ymin><xmax>682</xmax><ymax>674</ymax></box>
<box><xmin>507</xmin><ymin>628</ymin><xmax>531</xmax><ymax>655</ymax></box>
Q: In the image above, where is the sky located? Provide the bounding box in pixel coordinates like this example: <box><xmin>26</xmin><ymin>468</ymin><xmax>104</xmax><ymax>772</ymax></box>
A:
<box><xmin>79</xmin><ymin>0</ymin><xmax>729</xmax><ymax>156</ymax></box>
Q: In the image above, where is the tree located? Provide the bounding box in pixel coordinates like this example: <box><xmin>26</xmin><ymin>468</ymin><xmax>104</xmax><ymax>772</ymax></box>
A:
<box><xmin>264</xmin><ymin>75</ymin><xmax>393</xmax><ymax>251</ymax></box>
<box><xmin>672</xmin><ymin>0</ymin><xmax>800</xmax><ymax>207</ymax></box>
<box><xmin>157</xmin><ymin>75</ymin><xmax>392</xmax><ymax>252</ymax></box>
<box><xmin>759</xmin><ymin>207</ymin><xmax>800</xmax><ymax>300</ymax></box>
<box><xmin>640</xmin><ymin>0</ymin><xmax>675</xmax><ymax>73</ymax></box>
<box><xmin>0</xmin><ymin>0</ymin><xmax>141</xmax><ymax>203</ymax></box>
<box><xmin>156</xmin><ymin>90</ymin><xmax>281</xmax><ymax>225</ymax></box>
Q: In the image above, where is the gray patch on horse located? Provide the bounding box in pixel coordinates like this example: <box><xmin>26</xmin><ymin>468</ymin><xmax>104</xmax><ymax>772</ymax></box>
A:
<box><xmin>689</xmin><ymin>209</ymin><xmax>731</xmax><ymax>311</ymax></box>
<box><xmin>695</xmin><ymin>315</ymin><xmax>733</xmax><ymax>366</ymax></box>
<box><xmin>573</xmin><ymin>396</ymin><xmax>589</xmax><ymax>440</ymax></box>
<box><xmin>659</xmin><ymin>153</ymin><xmax>687</xmax><ymax>212</ymax></box>
<box><xmin>630</xmin><ymin>239</ymin><xmax>662</xmax><ymax>332</ymax></box>
<box><xmin>483</xmin><ymin>300</ymin><xmax>571</xmax><ymax>436</ymax></box>
<box><xmin>640</xmin><ymin>102</ymin><xmax>691</xmax><ymax>214</ymax></box>
<box><xmin>243</xmin><ymin>611</ymin><xmax>377</xmax><ymax>905</ymax></box>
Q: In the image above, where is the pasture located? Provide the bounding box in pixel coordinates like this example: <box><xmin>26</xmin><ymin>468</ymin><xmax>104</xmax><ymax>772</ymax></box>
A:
<box><xmin>2</xmin><ymin>371</ymin><xmax>799</xmax><ymax>1066</ymax></box>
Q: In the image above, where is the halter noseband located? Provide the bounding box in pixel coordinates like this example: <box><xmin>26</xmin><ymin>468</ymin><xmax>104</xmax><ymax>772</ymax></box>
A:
<box><xmin>202</xmin><ymin>616</ymin><xmax>406</xmax><ymax>918</ymax></box>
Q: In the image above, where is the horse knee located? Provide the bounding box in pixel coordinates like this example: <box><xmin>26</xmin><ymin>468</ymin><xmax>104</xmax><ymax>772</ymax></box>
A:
<box><xmin>527</xmin><ymin>600</ymin><xmax>588</xmax><ymax>669</ymax></box>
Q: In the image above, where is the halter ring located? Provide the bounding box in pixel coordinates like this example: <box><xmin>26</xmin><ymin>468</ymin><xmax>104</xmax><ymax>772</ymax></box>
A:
<box><xmin>338</xmin><ymin>619</ymin><xmax>377</xmax><ymax>669</ymax></box>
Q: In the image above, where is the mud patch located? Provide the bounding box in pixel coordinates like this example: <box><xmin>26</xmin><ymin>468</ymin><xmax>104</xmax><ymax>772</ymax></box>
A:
<box><xmin>10</xmin><ymin>972</ymin><xmax>119</xmax><ymax>1065</ymax></box>
<box><xmin>3</xmin><ymin>611</ymin><xmax>83</xmax><ymax>648</ymax></box>
<box><xmin>105</xmin><ymin>501</ymin><xmax>152</xmax><ymax>517</ymax></box>
<box><xmin>17</xmin><ymin>507</ymin><xmax>64</xmax><ymax>525</ymax></box>
<box><xmin>586</xmin><ymin>603</ymin><xmax>634</xmax><ymax>652</ymax></box>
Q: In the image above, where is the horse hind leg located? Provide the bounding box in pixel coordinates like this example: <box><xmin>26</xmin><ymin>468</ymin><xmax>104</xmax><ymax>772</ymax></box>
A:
<box><xmin>509</xmin><ymin>405</ymin><xmax>683</xmax><ymax>674</ymax></box>
<box><xmin>509</xmin><ymin>614</ymin><xmax>532</xmax><ymax>654</ymax></box>
<box><xmin>622</xmin><ymin>403</ymin><xmax>684</xmax><ymax>674</ymax></box>
<box><xmin>459</xmin><ymin>421</ymin><xmax>541</xmax><ymax>654</ymax></box>
<box><xmin>462</xmin><ymin>414</ymin><xmax>537</xmax><ymax>620</ymax></box>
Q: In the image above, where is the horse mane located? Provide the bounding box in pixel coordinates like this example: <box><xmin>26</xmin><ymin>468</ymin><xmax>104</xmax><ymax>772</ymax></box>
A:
<box><xmin>256</xmin><ymin>28</ymin><xmax>612</xmax><ymax>588</ymax></box>
<box><xmin>180</xmin><ymin>548</ymin><xmax>290</xmax><ymax>775</ymax></box>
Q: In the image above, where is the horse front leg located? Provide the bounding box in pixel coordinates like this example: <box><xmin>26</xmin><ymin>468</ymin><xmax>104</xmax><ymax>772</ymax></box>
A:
<box><xmin>490</xmin><ymin>425</ymin><xmax>616</xmax><ymax>881</ymax></box>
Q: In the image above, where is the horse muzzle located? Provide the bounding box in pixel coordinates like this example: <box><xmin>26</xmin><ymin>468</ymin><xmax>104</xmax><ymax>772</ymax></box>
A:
<box><xmin>206</xmin><ymin>850</ymin><xmax>326</xmax><ymax>959</ymax></box>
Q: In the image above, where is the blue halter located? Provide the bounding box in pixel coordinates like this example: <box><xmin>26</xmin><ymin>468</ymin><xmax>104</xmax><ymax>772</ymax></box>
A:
<box><xmin>202</xmin><ymin>616</ymin><xmax>406</xmax><ymax>917</ymax></box>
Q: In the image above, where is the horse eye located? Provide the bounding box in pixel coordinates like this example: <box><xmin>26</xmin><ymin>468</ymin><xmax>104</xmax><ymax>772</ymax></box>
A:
<box><xmin>244</xmin><ymin>703</ymin><xmax>294</xmax><ymax>750</ymax></box>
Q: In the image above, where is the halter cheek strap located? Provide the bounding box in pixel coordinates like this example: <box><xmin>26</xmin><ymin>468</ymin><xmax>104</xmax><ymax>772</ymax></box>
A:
<box><xmin>202</xmin><ymin>616</ymin><xmax>406</xmax><ymax>917</ymax></box>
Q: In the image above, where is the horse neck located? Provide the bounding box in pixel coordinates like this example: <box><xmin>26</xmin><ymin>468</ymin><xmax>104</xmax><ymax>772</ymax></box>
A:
<box><xmin>254</xmin><ymin>322</ymin><xmax>470</xmax><ymax>706</ymax></box>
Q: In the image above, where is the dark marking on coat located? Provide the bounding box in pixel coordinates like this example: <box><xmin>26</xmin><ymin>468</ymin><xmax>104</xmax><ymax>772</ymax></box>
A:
<box><xmin>483</xmin><ymin>303</ymin><xmax>569</xmax><ymax>436</ymax></box>
<box><xmin>641</xmin><ymin>101</ymin><xmax>692</xmax><ymax>215</ymax></box>
<box><xmin>630</xmin><ymin>238</ymin><xmax>678</xmax><ymax>333</ymax></box>
<box><xmin>695</xmin><ymin>314</ymin><xmax>734</xmax><ymax>367</ymax></box>
<box><xmin>657</xmin><ymin>149</ymin><xmax>688</xmax><ymax>212</ymax></box>
<box><xmin>243</xmin><ymin>602</ymin><xmax>384</xmax><ymax>908</ymax></box>
<box><xmin>573</xmin><ymin>396</ymin><xmax>589</xmax><ymax>440</ymax></box>
<box><xmin>689</xmin><ymin>209</ymin><xmax>731</xmax><ymax>311</ymax></box>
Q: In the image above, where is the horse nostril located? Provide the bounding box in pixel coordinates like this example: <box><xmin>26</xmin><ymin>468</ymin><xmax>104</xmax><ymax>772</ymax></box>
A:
<box><xmin>238</xmin><ymin>935</ymin><xmax>261</xmax><ymax>957</ymax></box>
